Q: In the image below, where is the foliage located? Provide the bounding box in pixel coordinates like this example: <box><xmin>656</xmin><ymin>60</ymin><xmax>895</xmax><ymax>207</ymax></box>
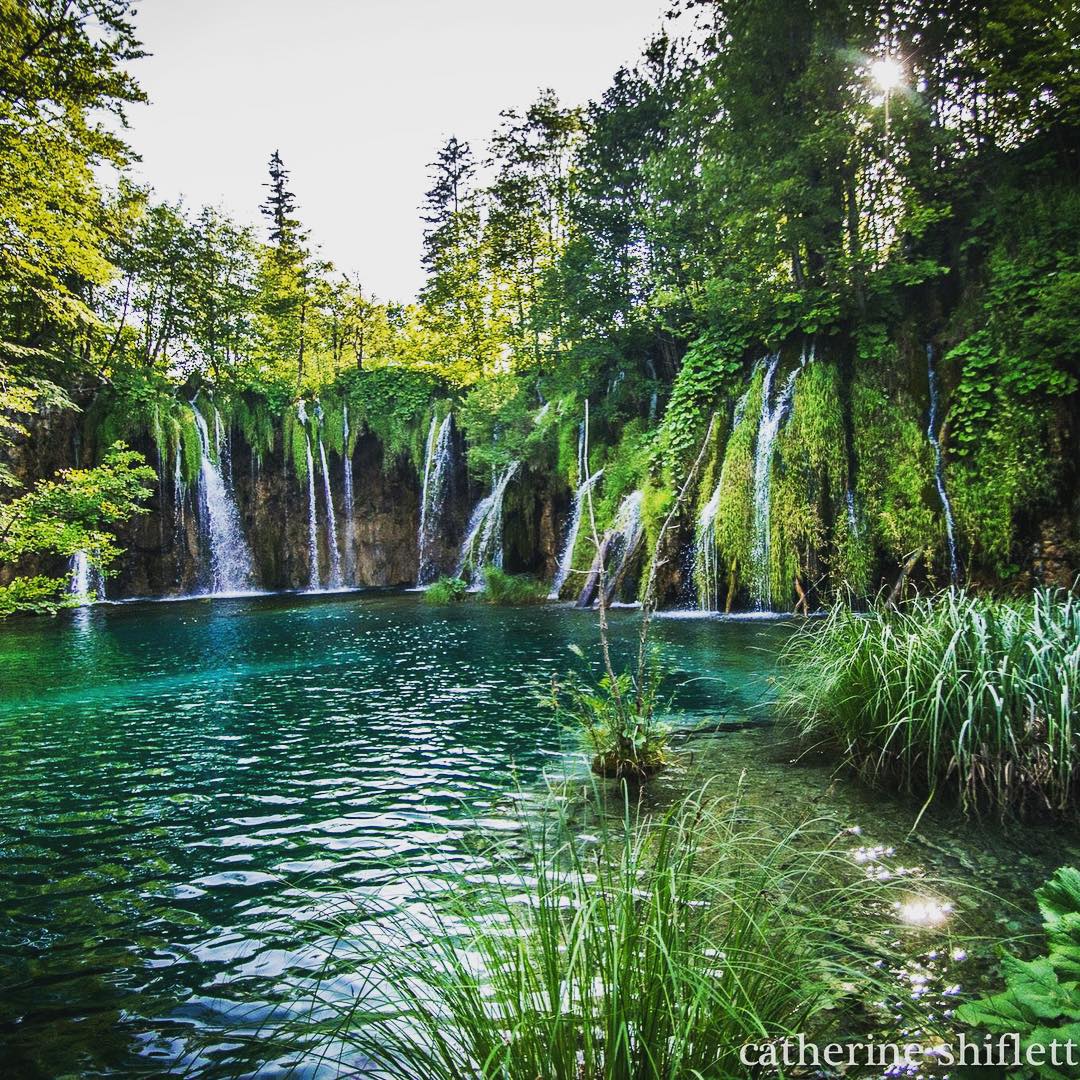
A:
<box><xmin>0</xmin><ymin>575</ymin><xmax>72</xmax><ymax>619</ymax></box>
<box><xmin>945</xmin><ymin>183</ymin><xmax>1080</xmax><ymax>578</ymax></box>
<box><xmin>0</xmin><ymin>443</ymin><xmax>155</xmax><ymax>616</ymax></box>
<box><xmin>477</xmin><ymin>566</ymin><xmax>546</xmax><ymax>606</ymax></box>
<box><xmin>547</xmin><ymin>644</ymin><xmax>668</xmax><ymax>780</ymax></box>
<box><xmin>778</xmin><ymin>590</ymin><xmax>1080</xmax><ymax>819</ymax></box>
<box><xmin>423</xmin><ymin>576</ymin><xmax>468</xmax><ymax>604</ymax></box>
<box><xmin>849</xmin><ymin>358</ymin><xmax>939</xmax><ymax>572</ymax></box>
<box><xmin>956</xmin><ymin>866</ymin><xmax>1080</xmax><ymax>1080</ymax></box>
<box><xmin>312</xmin><ymin>788</ymin><xmax>911</xmax><ymax>1080</ymax></box>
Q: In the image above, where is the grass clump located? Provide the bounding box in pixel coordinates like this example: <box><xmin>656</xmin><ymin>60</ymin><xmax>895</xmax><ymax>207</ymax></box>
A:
<box><xmin>778</xmin><ymin>588</ymin><xmax>1080</xmax><ymax>819</ymax></box>
<box><xmin>321</xmin><ymin>789</ymin><xmax>910</xmax><ymax>1079</ymax></box>
<box><xmin>478</xmin><ymin>565</ymin><xmax>546</xmax><ymax>605</ymax></box>
<box><xmin>424</xmin><ymin>576</ymin><xmax>469</xmax><ymax>604</ymax></box>
<box><xmin>548</xmin><ymin>646</ymin><xmax>669</xmax><ymax>781</ymax></box>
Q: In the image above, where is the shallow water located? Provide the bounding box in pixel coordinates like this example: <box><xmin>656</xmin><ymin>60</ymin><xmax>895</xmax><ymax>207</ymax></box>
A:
<box><xmin>0</xmin><ymin>592</ymin><xmax>783</xmax><ymax>1076</ymax></box>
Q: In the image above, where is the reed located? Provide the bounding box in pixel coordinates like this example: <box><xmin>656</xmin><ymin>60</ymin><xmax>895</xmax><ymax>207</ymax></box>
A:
<box><xmin>478</xmin><ymin>566</ymin><xmax>547</xmax><ymax>605</ymax></box>
<box><xmin>289</xmin><ymin>788</ymin><xmax>913</xmax><ymax>1079</ymax></box>
<box><xmin>778</xmin><ymin>588</ymin><xmax>1080</xmax><ymax>818</ymax></box>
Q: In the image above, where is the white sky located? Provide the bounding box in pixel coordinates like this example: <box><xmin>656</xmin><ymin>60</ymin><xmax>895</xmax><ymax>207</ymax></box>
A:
<box><xmin>125</xmin><ymin>0</ymin><xmax>668</xmax><ymax>303</ymax></box>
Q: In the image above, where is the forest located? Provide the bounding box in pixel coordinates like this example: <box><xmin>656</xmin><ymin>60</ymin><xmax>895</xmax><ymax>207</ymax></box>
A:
<box><xmin>2</xmin><ymin>0</ymin><xmax>1080</xmax><ymax>1077</ymax></box>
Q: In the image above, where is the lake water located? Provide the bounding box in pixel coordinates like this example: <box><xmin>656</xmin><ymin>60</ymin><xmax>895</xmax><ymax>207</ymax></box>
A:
<box><xmin>0</xmin><ymin>592</ymin><xmax>787</xmax><ymax>1076</ymax></box>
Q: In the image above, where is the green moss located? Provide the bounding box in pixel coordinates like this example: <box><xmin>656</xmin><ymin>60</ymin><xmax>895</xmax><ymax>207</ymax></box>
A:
<box><xmin>178</xmin><ymin>409</ymin><xmax>202</xmax><ymax>487</ymax></box>
<box><xmin>714</xmin><ymin>366</ymin><xmax>764</xmax><ymax>585</ymax></box>
<box><xmin>850</xmin><ymin>360</ymin><xmax>939</xmax><ymax>574</ymax></box>
<box><xmin>772</xmin><ymin>360</ymin><xmax>849</xmax><ymax>604</ymax></box>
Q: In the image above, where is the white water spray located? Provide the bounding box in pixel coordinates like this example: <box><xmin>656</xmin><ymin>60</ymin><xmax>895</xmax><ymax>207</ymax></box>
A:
<box><xmin>189</xmin><ymin>403</ymin><xmax>254</xmax><ymax>594</ymax></box>
<box><xmin>417</xmin><ymin>413</ymin><xmax>454</xmax><ymax>585</ymax></box>
<box><xmin>549</xmin><ymin>468</ymin><xmax>603</xmax><ymax>599</ymax></box>
<box><xmin>748</xmin><ymin>354</ymin><xmax>800</xmax><ymax>610</ymax></box>
<box><xmin>68</xmin><ymin>550</ymin><xmax>104</xmax><ymax>603</ymax></box>
<box><xmin>342</xmin><ymin>403</ymin><xmax>355</xmax><ymax>584</ymax></box>
<box><xmin>456</xmin><ymin>461</ymin><xmax>520</xmax><ymax>588</ymax></box>
<box><xmin>296</xmin><ymin>401</ymin><xmax>320</xmax><ymax>590</ymax></box>
<box><xmin>316</xmin><ymin>414</ymin><xmax>343</xmax><ymax>589</ymax></box>
<box><xmin>926</xmin><ymin>346</ymin><xmax>960</xmax><ymax>583</ymax></box>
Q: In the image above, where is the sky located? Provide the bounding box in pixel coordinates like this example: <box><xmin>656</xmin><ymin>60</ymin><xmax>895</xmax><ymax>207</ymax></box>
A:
<box><xmin>125</xmin><ymin>0</ymin><xmax>668</xmax><ymax>303</ymax></box>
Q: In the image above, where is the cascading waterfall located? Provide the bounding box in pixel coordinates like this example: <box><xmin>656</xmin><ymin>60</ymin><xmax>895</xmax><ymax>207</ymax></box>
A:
<box><xmin>456</xmin><ymin>460</ymin><xmax>521</xmax><ymax>588</ymax></box>
<box><xmin>314</xmin><ymin>406</ymin><xmax>343</xmax><ymax>590</ymax></box>
<box><xmin>549</xmin><ymin>467</ymin><xmax>603</xmax><ymax>599</ymax></box>
<box><xmin>417</xmin><ymin>413</ymin><xmax>454</xmax><ymax>586</ymax></box>
<box><xmin>296</xmin><ymin>401</ymin><xmax>321</xmax><ymax>591</ymax></box>
<box><xmin>926</xmin><ymin>345</ymin><xmax>960</xmax><ymax>583</ymax></box>
<box><xmin>748</xmin><ymin>354</ymin><xmax>800</xmax><ymax>610</ymax></box>
<box><xmin>68</xmin><ymin>550</ymin><xmax>104</xmax><ymax>603</ymax></box>
<box><xmin>342</xmin><ymin>403</ymin><xmax>355</xmax><ymax>584</ymax></box>
<box><xmin>693</xmin><ymin>387</ymin><xmax>753</xmax><ymax>610</ymax></box>
<box><xmin>604</xmin><ymin>489</ymin><xmax>645</xmax><ymax>599</ymax></box>
<box><xmin>189</xmin><ymin>403</ymin><xmax>255</xmax><ymax>594</ymax></box>
<box><xmin>693</xmin><ymin>482</ymin><xmax>725</xmax><ymax>611</ymax></box>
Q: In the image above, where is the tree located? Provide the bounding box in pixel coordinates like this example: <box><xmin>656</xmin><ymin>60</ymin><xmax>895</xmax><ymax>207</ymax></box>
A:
<box><xmin>0</xmin><ymin>443</ymin><xmax>155</xmax><ymax>616</ymax></box>
<box><xmin>257</xmin><ymin>150</ymin><xmax>319</xmax><ymax>383</ymax></box>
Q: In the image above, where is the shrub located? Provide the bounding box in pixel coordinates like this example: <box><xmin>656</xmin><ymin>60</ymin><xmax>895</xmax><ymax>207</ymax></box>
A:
<box><xmin>311</xmin><ymin>788</ymin><xmax>912</xmax><ymax>1080</ymax></box>
<box><xmin>424</xmin><ymin>576</ymin><xmax>469</xmax><ymax>604</ymax></box>
<box><xmin>777</xmin><ymin>589</ymin><xmax>1080</xmax><ymax>819</ymax></box>
<box><xmin>956</xmin><ymin>866</ymin><xmax>1080</xmax><ymax>1078</ymax></box>
<box><xmin>477</xmin><ymin>566</ymin><xmax>546</xmax><ymax>605</ymax></box>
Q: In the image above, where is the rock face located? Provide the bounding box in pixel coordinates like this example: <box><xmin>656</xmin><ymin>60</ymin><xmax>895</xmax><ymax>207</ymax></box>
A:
<box><xmin>5</xmin><ymin>413</ymin><xmax>430</xmax><ymax>598</ymax></box>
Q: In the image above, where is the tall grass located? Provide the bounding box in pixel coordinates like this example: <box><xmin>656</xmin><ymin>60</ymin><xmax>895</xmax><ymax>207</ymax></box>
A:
<box><xmin>478</xmin><ymin>566</ymin><xmax>547</xmax><ymax>605</ymax></box>
<box><xmin>297</xmin><ymin>788</ymin><xmax>912</xmax><ymax>1079</ymax></box>
<box><xmin>778</xmin><ymin>588</ymin><xmax>1080</xmax><ymax>818</ymax></box>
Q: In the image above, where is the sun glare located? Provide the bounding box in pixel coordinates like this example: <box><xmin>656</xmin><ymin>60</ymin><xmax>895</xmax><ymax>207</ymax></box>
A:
<box><xmin>870</xmin><ymin>58</ymin><xmax>904</xmax><ymax>93</ymax></box>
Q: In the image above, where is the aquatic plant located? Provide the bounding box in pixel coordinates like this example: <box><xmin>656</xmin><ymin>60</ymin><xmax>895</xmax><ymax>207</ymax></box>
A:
<box><xmin>316</xmin><ymin>788</ymin><xmax>911</xmax><ymax>1080</ymax></box>
<box><xmin>956</xmin><ymin>865</ymin><xmax>1080</xmax><ymax>1076</ymax></box>
<box><xmin>424</xmin><ymin>576</ymin><xmax>468</xmax><ymax>603</ymax></box>
<box><xmin>547</xmin><ymin>648</ymin><xmax>668</xmax><ymax>779</ymax></box>
<box><xmin>778</xmin><ymin>589</ymin><xmax>1080</xmax><ymax>819</ymax></box>
<box><xmin>477</xmin><ymin>566</ymin><xmax>546</xmax><ymax>605</ymax></box>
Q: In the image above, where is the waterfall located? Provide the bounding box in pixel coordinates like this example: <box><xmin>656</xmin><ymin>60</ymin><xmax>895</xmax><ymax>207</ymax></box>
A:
<box><xmin>693</xmin><ymin>482</ymin><xmax>724</xmax><ymax>611</ymax></box>
<box><xmin>417</xmin><ymin>413</ymin><xmax>454</xmax><ymax>586</ymax></box>
<box><xmin>296</xmin><ymin>401</ymin><xmax>320</xmax><ymax>590</ymax></box>
<box><xmin>845</xmin><ymin>489</ymin><xmax>859</xmax><ymax>536</ymax></box>
<box><xmin>189</xmin><ymin>403</ymin><xmax>255</xmax><ymax>594</ymax></box>
<box><xmin>342</xmin><ymin>403</ymin><xmax>355</xmax><ymax>584</ymax></box>
<box><xmin>693</xmin><ymin>388</ymin><xmax>753</xmax><ymax>611</ymax></box>
<box><xmin>68</xmin><ymin>550</ymin><xmax>104</xmax><ymax>604</ymax></box>
<box><xmin>548</xmin><ymin>468</ymin><xmax>603</xmax><ymax>599</ymax></box>
<box><xmin>456</xmin><ymin>460</ymin><xmax>520</xmax><ymax>588</ymax></box>
<box><xmin>926</xmin><ymin>346</ymin><xmax>960</xmax><ymax>583</ymax></box>
<box><xmin>317</xmin><ymin>427</ymin><xmax>343</xmax><ymax>590</ymax></box>
<box><xmin>606</xmin><ymin>489</ymin><xmax>645</xmax><ymax>595</ymax></box>
<box><xmin>748</xmin><ymin>355</ymin><xmax>799</xmax><ymax>610</ymax></box>
<box><xmin>173</xmin><ymin>445</ymin><xmax>185</xmax><ymax>528</ymax></box>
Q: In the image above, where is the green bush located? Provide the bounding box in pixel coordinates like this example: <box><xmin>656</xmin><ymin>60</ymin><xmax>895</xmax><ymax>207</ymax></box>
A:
<box><xmin>317</xmin><ymin>788</ymin><xmax>911</xmax><ymax>1080</ymax></box>
<box><xmin>424</xmin><ymin>576</ymin><xmax>469</xmax><ymax>604</ymax></box>
<box><xmin>777</xmin><ymin>589</ymin><xmax>1080</xmax><ymax>819</ymax></box>
<box><xmin>477</xmin><ymin>566</ymin><xmax>546</xmax><ymax>605</ymax></box>
<box><xmin>957</xmin><ymin>866</ymin><xmax>1080</xmax><ymax>1078</ymax></box>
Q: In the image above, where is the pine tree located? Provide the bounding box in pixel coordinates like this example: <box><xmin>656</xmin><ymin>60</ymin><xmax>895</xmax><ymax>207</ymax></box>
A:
<box><xmin>260</xmin><ymin>150</ymin><xmax>302</xmax><ymax>251</ymax></box>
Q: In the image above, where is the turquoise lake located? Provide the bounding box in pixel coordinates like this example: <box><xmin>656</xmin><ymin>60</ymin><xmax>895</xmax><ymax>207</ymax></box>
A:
<box><xmin>0</xmin><ymin>592</ymin><xmax>786</xmax><ymax>1076</ymax></box>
